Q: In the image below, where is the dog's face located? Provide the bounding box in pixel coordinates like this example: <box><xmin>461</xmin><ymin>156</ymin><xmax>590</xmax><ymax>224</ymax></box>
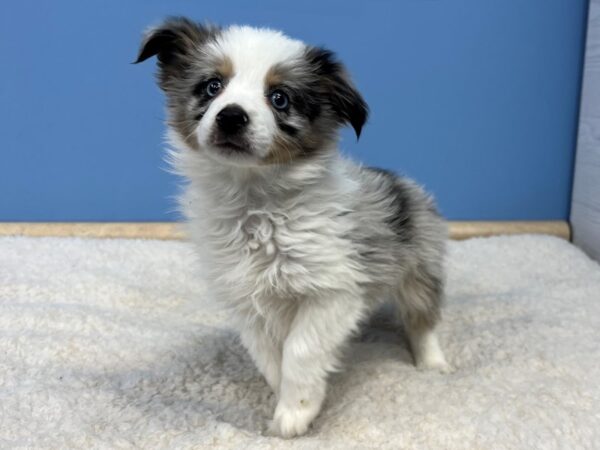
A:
<box><xmin>136</xmin><ymin>18</ymin><xmax>368</xmax><ymax>166</ymax></box>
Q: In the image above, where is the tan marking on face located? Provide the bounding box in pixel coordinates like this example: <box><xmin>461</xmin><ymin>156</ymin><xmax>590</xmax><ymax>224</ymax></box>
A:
<box><xmin>263</xmin><ymin>132</ymin><xmax>328</xmax><ymax>165</ymax></box>
<box><xmin>172</xmin><ymin>110</ymin><xmax>200</xmax><ymax>151</ymax></box>
<box><xmin>265</xmin><ymin>64</ymin><xmax>286</xmax><ymax>90</ymax></box>
<box><xmin>262</xmin><ymin>135</ymin><xmax>302</xmax><ymax>164</ymax></box>
<box><xmin>216</xmin><ymin>55</ymin><xmax>234</xmax><ymax>79</ymax></box>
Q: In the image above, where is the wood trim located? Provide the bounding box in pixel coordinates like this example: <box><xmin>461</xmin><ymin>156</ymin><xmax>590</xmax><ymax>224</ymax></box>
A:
<box><xmin>0</xmin><ymin>221</ymin><xmax>570</xmax><ymax>241</ymax></box>
<box><xmin>448</xmin><ymin>221</ymin><xmax>570</xmax><ymax>241</ymax></box>
<box><xmin>0</xmin><ymin>222</ymin><xmax>186</xmax><ymax>240</ymax></box>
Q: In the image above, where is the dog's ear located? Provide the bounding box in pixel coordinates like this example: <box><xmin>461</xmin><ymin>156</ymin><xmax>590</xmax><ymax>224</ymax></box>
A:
<box><xmin>306</xmin><ymin>47</ymin><xmax>368</xmax><ymax>139</ymax></box>
<box><xmin>134</xmin><ymin>17</ymin><xmax>218</xmax><ymax>83</ymax></box>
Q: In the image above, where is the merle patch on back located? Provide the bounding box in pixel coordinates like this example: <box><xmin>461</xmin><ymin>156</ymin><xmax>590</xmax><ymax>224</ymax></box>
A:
<box><xmin>365</xmin><ymin>167</ymin><xmax>415</xmax><ymax>242</ymax></box>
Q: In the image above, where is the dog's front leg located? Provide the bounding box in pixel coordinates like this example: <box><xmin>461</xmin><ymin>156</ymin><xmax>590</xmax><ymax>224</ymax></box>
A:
<box><xmin>268</xmin><ymin>293</ymin><xmax>366</xmax><ymax>438</ymax></box>
<box><xmin>240</xmin><ymin>320</ymin><xmax>282</xmax><ymax>396</ymax></box>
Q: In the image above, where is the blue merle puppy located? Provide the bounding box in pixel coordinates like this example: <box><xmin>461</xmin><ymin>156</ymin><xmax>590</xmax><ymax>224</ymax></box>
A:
<box><xmin>136</xmin><ymin>17</ymin><xmax>450</xmax><ymax>438</ymax></box>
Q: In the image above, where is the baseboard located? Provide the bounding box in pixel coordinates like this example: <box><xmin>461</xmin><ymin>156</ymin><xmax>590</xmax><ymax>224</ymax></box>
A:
<box><xmin>0</xmin><ymin>221</ymin><xmax>571</xmax><ymax>241</ymax></box>
<box><xmin>448</xmin><ymin>221</ymin><xmax>570</xmax><ymax>240</ymax></box>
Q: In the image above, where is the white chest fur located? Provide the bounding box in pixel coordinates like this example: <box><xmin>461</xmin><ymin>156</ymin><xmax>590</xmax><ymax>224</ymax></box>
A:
<box><xmin>179</xmin><ymin>153</ymin><xmax>368</xmax><ymax>312</ymax></box>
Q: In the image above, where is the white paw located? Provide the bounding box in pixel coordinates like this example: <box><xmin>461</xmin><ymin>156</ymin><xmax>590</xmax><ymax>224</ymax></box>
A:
<box><xmin>410</xmin><ymin>330</ymin><xmax>453</xmax><ymax>373</ymax></box>
<box><xmin>267</xmin><ymin>401</ymin><xmax>319</xmax><ymax>438</ymax></box>
<box><xmin>416</xmin><ymin>356</ymin><xmax>454</xmax><ymax>374</ymax></box>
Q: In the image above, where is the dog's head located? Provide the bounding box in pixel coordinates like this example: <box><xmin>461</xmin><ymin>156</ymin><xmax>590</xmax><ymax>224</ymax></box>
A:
<box><xmin>135</xmin><ymin>17</ymin><xmax>368</xmax><ymax>166</ymax></box>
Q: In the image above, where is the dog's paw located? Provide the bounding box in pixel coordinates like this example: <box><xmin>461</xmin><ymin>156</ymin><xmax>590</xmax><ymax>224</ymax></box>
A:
<box><xmin>416</xmin><ymin>356</ymin><xmax>454</xmax><ymax>374</ymax></box>
<box><xmin>266</xmin><ymin>402</ymin><xmax>317</xmax><ymax>438</ymax></box>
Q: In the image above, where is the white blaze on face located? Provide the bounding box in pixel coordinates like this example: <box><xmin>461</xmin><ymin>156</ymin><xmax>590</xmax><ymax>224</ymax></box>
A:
<box><xmin>195</xmin><ymin>26</ymin><xmax>306</xmax><ymax>159</ymax></box>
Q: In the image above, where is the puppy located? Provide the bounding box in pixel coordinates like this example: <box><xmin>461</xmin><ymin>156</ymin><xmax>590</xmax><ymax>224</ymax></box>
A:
<box><xmin>136</xmin><ymin>17</ymin><xmax>449</xmax><ymax>438</ymax></box>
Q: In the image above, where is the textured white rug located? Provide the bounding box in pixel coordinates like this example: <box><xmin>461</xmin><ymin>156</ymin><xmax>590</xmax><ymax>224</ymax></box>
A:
<box><xmin>1</xmin><ymin>235</ymin><xmax>599</xmax><ymax>449</ymax></box>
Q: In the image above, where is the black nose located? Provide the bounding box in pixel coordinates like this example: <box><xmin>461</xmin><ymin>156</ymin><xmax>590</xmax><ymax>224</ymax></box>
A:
<box><xmin>216</xmin><ymin>104</ymin><xmax>249</xmax><ymax>135</ymax></box>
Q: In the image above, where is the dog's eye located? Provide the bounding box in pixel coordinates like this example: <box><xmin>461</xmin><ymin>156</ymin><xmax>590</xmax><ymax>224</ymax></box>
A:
<box><xmin>269</xmin><ymin>90</ymin><xmax>289</xmax><ymax>110</ymax></box>
<box><xmin>206</xmin><ymin>79</ymin><xmax>222</xmax><ymax>97</ymax></box>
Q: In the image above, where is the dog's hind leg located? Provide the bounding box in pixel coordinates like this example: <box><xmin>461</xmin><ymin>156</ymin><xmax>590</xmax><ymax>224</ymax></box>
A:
<box><xmin>395</xmin><ymin>264</ymin><xmax>451</xmax><ymax>373</ymax></box>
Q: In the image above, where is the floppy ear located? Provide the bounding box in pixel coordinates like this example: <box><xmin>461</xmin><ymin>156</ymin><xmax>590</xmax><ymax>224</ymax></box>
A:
<box><xmin>306</xmin><ymin>47</ymin><xmax>369</xmax><ymax>139</ymax></box>
<box><xmin>134</xmin><ymin>17</ymin><xmax>218</xmax><ymax>79</ymax></box>
<box><xmin>135</xmin><ymin>27</ymin><xmax>180</xmax><ymax>65</ymax></box>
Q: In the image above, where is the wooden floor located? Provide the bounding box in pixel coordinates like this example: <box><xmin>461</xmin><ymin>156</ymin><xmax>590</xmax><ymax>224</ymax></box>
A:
<box><xmin>0</xmin><ymin>221</ymin><xmax>571</xmax><ymax>241</ymax></box>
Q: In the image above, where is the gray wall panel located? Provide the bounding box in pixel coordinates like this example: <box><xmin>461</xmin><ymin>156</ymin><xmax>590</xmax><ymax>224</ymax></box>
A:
<box><xmin>572</xmin><ymin>0</ymin><xmax>600</xmax><ymax>261</ymax></box>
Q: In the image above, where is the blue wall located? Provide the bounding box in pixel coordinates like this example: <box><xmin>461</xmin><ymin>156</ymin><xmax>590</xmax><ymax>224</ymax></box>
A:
<box><xmin>0</xmin><ymin>0</ymin><xmax>589</xmax><ymax>221</ymax></box>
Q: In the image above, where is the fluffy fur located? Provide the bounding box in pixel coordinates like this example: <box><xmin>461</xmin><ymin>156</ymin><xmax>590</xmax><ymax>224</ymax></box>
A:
<box><xmin>136</xmin><ymin>17</ymin><xmax>450</xmax><ymax>438</ymax></box>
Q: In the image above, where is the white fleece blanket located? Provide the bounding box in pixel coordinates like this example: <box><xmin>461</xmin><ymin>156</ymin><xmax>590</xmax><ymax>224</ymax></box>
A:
<box><xmin>1</xmin><ymin>235</ymin><xmax>599</xmax><ymax>449</ymax></box>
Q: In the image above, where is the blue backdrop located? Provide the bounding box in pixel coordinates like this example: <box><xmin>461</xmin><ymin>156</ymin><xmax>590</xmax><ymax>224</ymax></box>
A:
<box><xmin>0</xmin><ymin>0</ymin><xmax>589</xmax><ymax>221</ymax></box>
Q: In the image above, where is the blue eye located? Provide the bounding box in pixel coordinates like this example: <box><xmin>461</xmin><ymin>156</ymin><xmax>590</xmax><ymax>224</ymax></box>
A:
<box><xmin>269</xmin><ymin>90</ymin><xmax>289</xmax><ymax>110</ymax></box>
<box><xmin>206</xmin><ymin>79</ymin><xmax>222</xmax><ymax>97</ymax></box>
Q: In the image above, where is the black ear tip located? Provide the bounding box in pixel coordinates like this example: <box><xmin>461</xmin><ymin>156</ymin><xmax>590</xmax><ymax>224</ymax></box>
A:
<box><xmin>351</xmin><ymin>121</ymin><xmax>362</xmax><ymax>140</ymax></box>
<box><xmin>132</xmin><ymin>52</ymin><xmax>151</xmax><ymax>64</ymax></box>
<box><xmin>353</xmin><ymin>126</ymin><xmax>363</xmax><ymax>140</ymax></box>
<box><xmin>352</xmin><ymin>103</ymin><xmax>368</xmax><ymax>140</ymax></box>
<box><xmin>132</xmin><ymin>54</ymin><xmax>149</xmax><ymax>65</ymax></box>
<box><xmin>132</xmin><ymin>50</ymin><xmax>146</xmax><ymax>64</ymax></box>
